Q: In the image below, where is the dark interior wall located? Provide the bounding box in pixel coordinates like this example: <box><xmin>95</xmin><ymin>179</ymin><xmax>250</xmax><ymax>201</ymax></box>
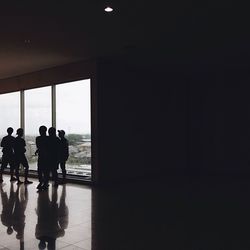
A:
<box><xmin>189</xmin><ymin>6</ymin><xmax>250</xmax><ymax>176</ymax></box>
<box><xmin>95</xmin><ymin>55</ymin><xmax>250</xmax><ymax>183</ymax></box>
<box><xmin>96</xmin><ymin>58</ymin><xmax>188</xmax><ymax>184</ymax></box>
<box><xmin>189</xmin><ymin>63</ymin><xmax>250</xmax><ymax>176</ymax></box>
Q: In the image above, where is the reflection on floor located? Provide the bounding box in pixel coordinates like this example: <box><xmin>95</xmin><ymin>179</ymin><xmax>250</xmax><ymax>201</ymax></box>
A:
<box><xmin>0</xmin><ymin>175</ymin><xmax>91</xmax><ymax>250</ymax></box>
<box><xmin>3</xmin><ymin>173</ymin><xmax>250</xmax><ymax>249</ymax></box>
<box><xmin>0</xmin><ymin>175</ymin><xmax>188</xmax><ymax>250</ymax></box>
<box><xmin>0</xmin><ymin>174</ymin><xmax>197</xmax><ymax>250</ymax></box>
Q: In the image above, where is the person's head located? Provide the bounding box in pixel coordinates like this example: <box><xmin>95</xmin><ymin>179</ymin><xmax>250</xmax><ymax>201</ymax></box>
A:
<box><xmin>7</xmin><ymin>226</ymin><xmax>13</xmax><ymax>235</ymax></box>
<box><xmin>7</xmin><ymin>127</ymin><xmax>13</xmax><ymax>135</ymax></box>
<box><xmin>16</xmin><ymin>128</ymin><xmax>24</xmax><ymax>137</ymax></box>
<box><xmin>39</xmin><ymin>125</ymin><xmax>47</xmax><ymax>136</ymax></box>
<box><xmin>58</xmin><ymin>130</ymin><xmax>65</xmax><ymax>138</ymax></box>
<box><xmin>48</xmin><ymin>127</ymin><xmax>56</xmax><ymax>136</ymax></box>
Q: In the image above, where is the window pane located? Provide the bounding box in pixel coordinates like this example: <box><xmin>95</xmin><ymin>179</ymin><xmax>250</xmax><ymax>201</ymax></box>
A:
<box><xmin>0</xmin><ymin>92</ymin><xmax>20</xmax><ymax>160</ymax></box>
<box><xmin>25</xmin><ymin>86</ymin><xmax>52</xmax><ymax>170</ymax></box>
<box><xmin>56</xmin><ymin>79</ymin><xmax>91</xmax><ymax>178</ymax></box>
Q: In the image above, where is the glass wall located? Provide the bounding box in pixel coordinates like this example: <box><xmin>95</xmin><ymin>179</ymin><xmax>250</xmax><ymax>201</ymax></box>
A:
<box><xmin>56</xmin><ymin>79</ymin><xmax>91</xmax><ymax>178</ymax></box>
<box><xmin>25</xmin><ymin>86</ymin><xmax>52</xmax><ymax>170</ymax></box>
<box><xmin>0</xmin><ymin>92</ymin><xmax>20</xmax><ymax>160</ymax></box>
<box><xmin>0</xmin><ymin>79</ymin><xmax>91</xmax><ymax>179</ymax></box>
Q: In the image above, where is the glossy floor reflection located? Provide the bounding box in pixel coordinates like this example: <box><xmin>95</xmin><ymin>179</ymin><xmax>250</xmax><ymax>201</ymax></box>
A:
<box><xmin>3</xmin><ymin>173</ymin><xmax>250</xmax><ymax>249</ymax></box>
<box><xmin>0</xmin><ymin>175</ymin><xmax>189</xmax><ymax>250</ymax></box>
<box><xmin>0</xmin><ymin>175</ymin><xmax>91</xmax><ymax>250</ymax></box>
<box><xmin>0</xmin><ymin>174</ymin><xmax>192</xmax><ymax>250</ymax></box>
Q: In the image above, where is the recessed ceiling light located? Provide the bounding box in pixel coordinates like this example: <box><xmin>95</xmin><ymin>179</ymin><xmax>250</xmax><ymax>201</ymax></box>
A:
<box><xmin>104</xmin><ymin>6</ymin><xmax>113</xmax><ymax>12</ymax></box>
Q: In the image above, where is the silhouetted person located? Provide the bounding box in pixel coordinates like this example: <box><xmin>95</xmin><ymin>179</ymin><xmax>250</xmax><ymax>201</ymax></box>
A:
<box><xmin>44</xmin><ymin>127</ymin><xmax>60</xmax><ymax>188</ymax></box>
<box><xmin>0</xmin><ymin>127</ymin><xmax>18</xmax><ymax>182</ymax></box>
<box><xmin>57</xmin><ymin>130</ymin><xmax>69</xmax><ymax>183</ymax></box>
<box><xmin>36</xmin><ymin>126</ymin><xmax>49</xmax><ymax>190</ymax></box>
<box><xmin>0</xmin><ymin>182</ymin><xmax>15</xmax><ymax>236</ymax></box>
<box><xmin>35</xmin><ymin>187</ymin><xmax>65</xmax><ymax>250</ymax></box>
<box><xmin>14</xmin><ymin>128</ymin><xmax>33</xmax><ymax>185</ymax></box>
<box><xmin>12</xmin><ymin>185</ymin><xmax>28</xmax><ymax>250</ymax></box>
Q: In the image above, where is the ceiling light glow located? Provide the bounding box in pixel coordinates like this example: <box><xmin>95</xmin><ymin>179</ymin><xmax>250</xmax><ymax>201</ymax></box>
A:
<box><xmin>104</xmin><ymin>6</ymin><xmax>113</xmax><ymax>12</ymax></box>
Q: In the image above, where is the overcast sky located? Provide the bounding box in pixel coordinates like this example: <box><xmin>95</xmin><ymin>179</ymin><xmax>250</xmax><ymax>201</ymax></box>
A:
<box><xmin>0</xmin><ymin>79</ymin><xmax>91</xmax><ymax>136</ymax></box>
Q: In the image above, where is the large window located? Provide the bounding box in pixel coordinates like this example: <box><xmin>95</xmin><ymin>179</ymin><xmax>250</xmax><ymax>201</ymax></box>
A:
<box><xmin>56</xmin><ymin>79</ymin><xmax>91</xmax><ymax>178</ymax></box>
<box><xmin>25</xmin><ymin>86</ymin><xmax>52</xmax><ymax>170</ymax></box>
<box><xmin>0</xmin><ymin>92</ymin><xmax>20</xmax><ymax>160</ymax></box>
<box><xmin>0</xmin><ymin>79</ymin><xmax>91</xmax><ymax>180</ymax></box>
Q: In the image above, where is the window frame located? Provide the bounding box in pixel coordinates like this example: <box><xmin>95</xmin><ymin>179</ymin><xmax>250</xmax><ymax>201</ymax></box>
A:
<box><xmin>0</xmin><ymin>78</ymin><xmax>95</xmax><ymax>184</ymax></box>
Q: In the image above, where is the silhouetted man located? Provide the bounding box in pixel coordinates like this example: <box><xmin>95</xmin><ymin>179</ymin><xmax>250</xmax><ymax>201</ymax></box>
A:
<box><xmin>14</xmin><ymin>128</ymin><xmax>33</xmax><ymax>185</ymax></box>
<box><xmin>36</xmin><ymin>126</ymin><xmax>49</xmax><ymax>190</ymax></box>
<box><xmin>0</xmin><ymin>127</ymin><xmax>18</xmax><ymax>182</ymax></box>
<box><xmin>44</xmin><ymin>127</ymin><xmax>60</xmax><ymax>188</ymax></box>
<box><xmin>0</xmin><ymin>182</ymin><xmax>15</xmax><ymax>236</ymax></box>
<box><xmin>58</xmin><ymin>130</ymin><xmax>69</xmax><ymax>183</ymax></box>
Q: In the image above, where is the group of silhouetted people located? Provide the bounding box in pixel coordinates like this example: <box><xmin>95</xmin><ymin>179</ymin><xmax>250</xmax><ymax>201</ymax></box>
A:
<box><xmin>0</xmin><ymin>127</ymin><xmax>32</xmax><ymax>185</ymax></box>
<box><xmin>0</xmin><ymin>126</ymin><xmax>69</xmax><ymax>190</ymax></box>
<box><xmin>36</xmin><ymin>126</ymin><xmax>69</xmax><ymax>190</ymax></box>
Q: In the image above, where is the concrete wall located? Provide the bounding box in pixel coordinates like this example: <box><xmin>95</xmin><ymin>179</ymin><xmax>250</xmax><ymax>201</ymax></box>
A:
<box><xmin>189</xmin><ymin>64</ymin><xmax>250</xmax><ymax>176</ymax></box>
<box><xmin>96</xmin><ymin>57</ymin><xmax>188</xmax><ymax>183</ymax></box>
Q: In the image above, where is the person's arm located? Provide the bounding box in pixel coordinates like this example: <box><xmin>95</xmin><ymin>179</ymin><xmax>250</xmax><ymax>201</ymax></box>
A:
<box><xmin>66</xmin><ymin>140</ymin><xmax>69</xmax><ymax>160</ymax></box>
<box><xmin>21</xmin><ymin>139</ymin><xmax>26</xmax><ymax>153</ymax></box>
<box><xmin>57</xmin><ymin>138</ymin><xmax>61</xmax><ymax>163</ymax></box>
<box><xmin>35</xmin><ymin>137</ymin><xmax>39</xmax><ymax>155</ymax></box>
<box><xmin>0</xmin><ymin>138</ymin><xmax>5</xmax><ymax>148</ymax></box>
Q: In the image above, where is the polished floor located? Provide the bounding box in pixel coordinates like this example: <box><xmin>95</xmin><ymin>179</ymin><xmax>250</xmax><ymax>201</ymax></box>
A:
<box><xmin>0</xmin><ymin>174</ymin><xmax>177</xmax><ymax>250</ymax></box>
<box><xmin>0</xmin><ymin>175</ymin><xmax>91</xmax><ymax>250</ymax></box>
<box><xmin>5</xmin><ymin>173</ymin><xmax>250</xmax><ymax>249</ymax></box>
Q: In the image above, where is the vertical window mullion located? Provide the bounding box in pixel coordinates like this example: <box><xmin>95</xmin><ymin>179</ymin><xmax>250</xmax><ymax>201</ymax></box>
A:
<box><xmin>52</xmin><ymin>85</ymin><xmax>56</xmax><ymax>128</ymax></box>
<box><xmin>20</xmin><ymin>90</ymin><xmax>25</xmax><ymax>132</ymax></box>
